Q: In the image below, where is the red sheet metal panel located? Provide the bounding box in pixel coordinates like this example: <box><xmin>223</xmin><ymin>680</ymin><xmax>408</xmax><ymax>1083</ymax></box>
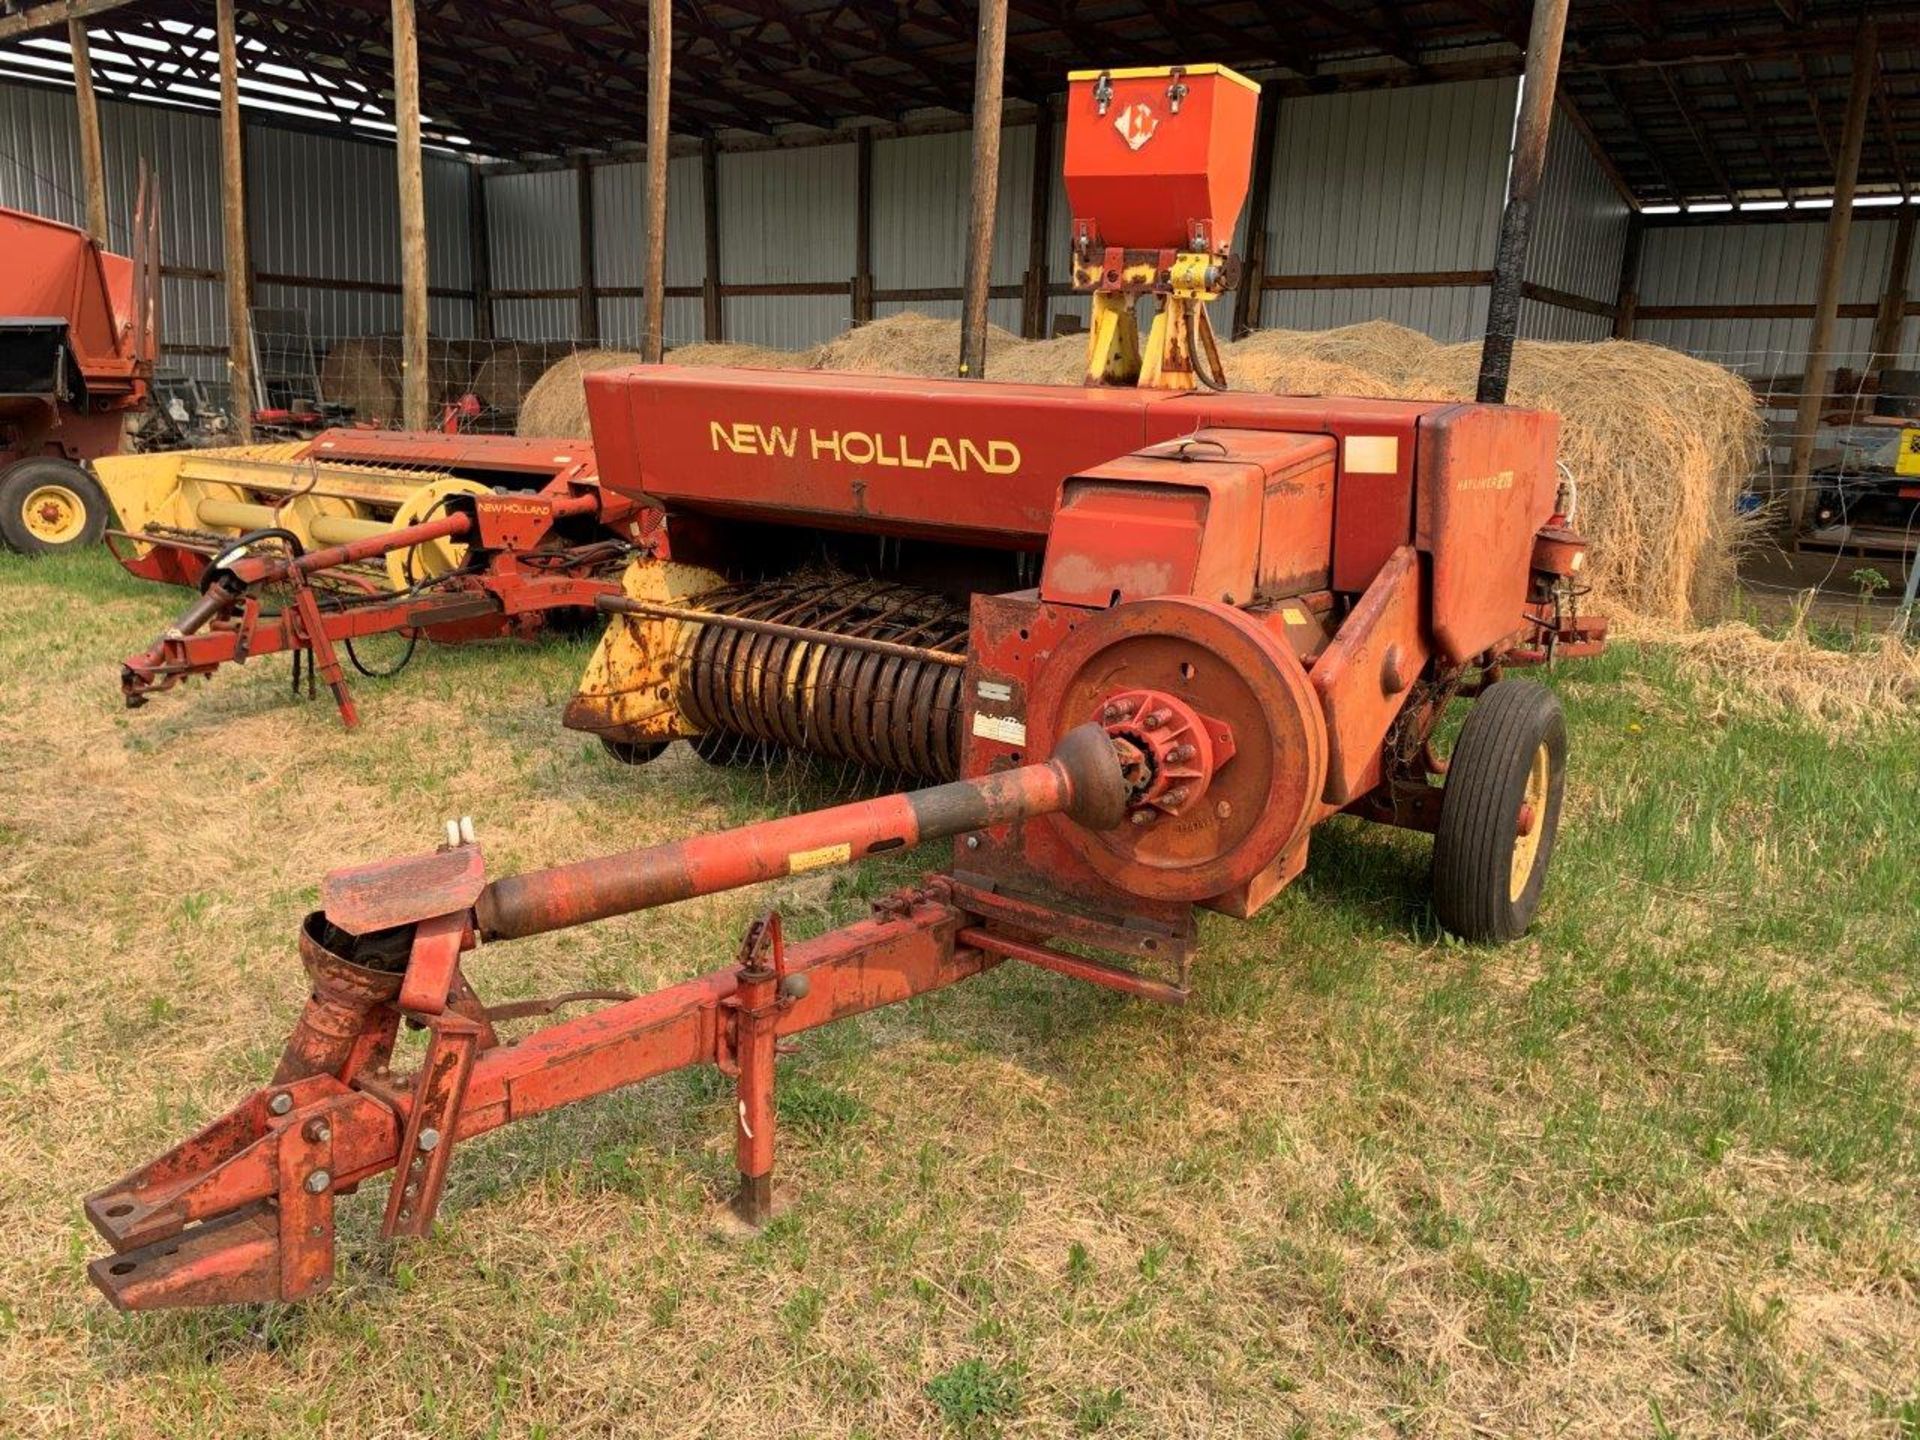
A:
<box><xmin>1415</xmin><ymin>405</ymin><xmax>1561</xmax><ymax>665</ymax></box>
<box><xmin>588</xmin><ymin>367</ymin><xmax>1176</xmax><ymax>547</ymax></box>
<box><xmin>1062</xmin><ymin>66</ymin><xmax>1261</xmax><ymax>252</ymax></box>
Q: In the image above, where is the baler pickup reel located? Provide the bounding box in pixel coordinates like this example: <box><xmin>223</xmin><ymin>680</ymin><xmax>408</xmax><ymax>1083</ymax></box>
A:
<box><xmin>85</xmin><ymin>722</ymin><xmax>1155</xmax><ymax>1310</ymax></box>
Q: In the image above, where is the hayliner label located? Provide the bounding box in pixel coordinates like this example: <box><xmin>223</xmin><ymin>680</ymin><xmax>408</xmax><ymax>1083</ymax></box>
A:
<box><xmin>709</xmin><ymin>421</ymin><xmax>1021</xmax><ymax>475</ymax></box>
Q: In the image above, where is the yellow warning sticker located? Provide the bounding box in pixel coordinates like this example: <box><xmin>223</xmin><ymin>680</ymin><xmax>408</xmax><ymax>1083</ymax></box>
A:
<box><xmin>1898</xmin><ymin>428</ymin><xmax>1920</xmax><ymax>477</ymax></box>
<box><xmin>1281</xmin><ymin>606</ymin><xmax>1308</xmax><ymax>626</ymax></box>
<box><xmin>788</xmin><ymin>842</ymin><xmax>852</xmax><ymax>873</ymax></box>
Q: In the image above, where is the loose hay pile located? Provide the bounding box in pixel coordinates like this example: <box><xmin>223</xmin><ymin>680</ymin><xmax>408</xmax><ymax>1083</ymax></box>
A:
<box><xmin>670</xmin><ymin>340</ymin><xmax>822</xmax><ymax>370</ymax></box>
<box><xmin>1396</xmin><ymin>339</ymin><xmax>1764</xmax><ymax>626</ymax></box>
<box><xmin>1622</xmin><ymin>609</ymin><xmax>1920</xmax><ymax>734</ymax></box>
<box><xmin>1223</xmin><ymin>320</ymin><xmax>1436</xmax><ymax>388</ymax></box>
<box><xmin>1219</xmin><ymin>348</ymin><xmax>1401</xmax><ymax>400</ymax></box>
<box><xmin>813</xmin><ymin>311</ymin><xmax>1023</xmax><ymax>377</ymax></box>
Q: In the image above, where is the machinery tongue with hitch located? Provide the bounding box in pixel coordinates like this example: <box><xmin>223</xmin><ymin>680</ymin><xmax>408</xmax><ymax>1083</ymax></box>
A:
<box><xmin>85</xmin><ymin>65</ymin><xmax>1606</xmax><ymax>1312</ymax></box>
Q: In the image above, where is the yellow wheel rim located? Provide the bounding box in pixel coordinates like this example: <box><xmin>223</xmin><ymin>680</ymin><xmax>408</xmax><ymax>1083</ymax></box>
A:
<box><xmin>383</xmin><ymin>478</ymin><xmax>491</xmax><ymax>592</ymax></box>
<box><xmin>22</xmin><ymin>483</ymin><xmax>87</xmax><ymax>545</ymax></box>
<box><xmin>1509</xmin><ymin>742</ymin><xmax>1552</xmax><ymax>901</ymax></box>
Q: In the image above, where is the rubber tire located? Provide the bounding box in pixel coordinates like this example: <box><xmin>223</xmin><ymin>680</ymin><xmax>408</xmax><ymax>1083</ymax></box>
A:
<box><xmin>0</xmin><ymin>458</ymin><xmax>110</xmax><ymax>555</ymax></box>
<box><xmin>601</xmin><ymin>736</ymin><xmax>669</xmax><ymax>767</ymax></box>
<box><xmin>1431</xmin><ymin>679</ymin><xmax>1567</xmax><ymax>944</ymax></box>
<box><xmin>690</xmin><ymin>730</ymin><xmax>784</xmax><ymax>768</ymax></box>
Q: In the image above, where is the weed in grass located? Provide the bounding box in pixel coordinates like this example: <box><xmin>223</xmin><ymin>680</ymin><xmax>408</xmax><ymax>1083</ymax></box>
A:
<box><xmin>1071</xmin><ymin>1385</ymin><xmax>1125</xmax><ymax>1432</ymax></box>
<box><xmin>926</xmin><ymin>1357</ymin><xmax>1023</xmax><ymax>1429</ymax></box>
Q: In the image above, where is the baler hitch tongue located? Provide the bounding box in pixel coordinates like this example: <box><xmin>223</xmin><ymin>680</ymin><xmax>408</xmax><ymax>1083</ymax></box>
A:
<box><xmin>82</xmin><ymin>725</ymin><xmax>1133</xmax><ymax>1313</ymax></box>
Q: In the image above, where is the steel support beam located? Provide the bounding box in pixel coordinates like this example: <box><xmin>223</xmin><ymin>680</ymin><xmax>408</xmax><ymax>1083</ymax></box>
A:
<box><xmin>852</xmin><ymin>126</ymin><xmax>874</xmax><ymax>324</ymax></box>
<box><xmin>1021</xmin><ymin>104</ymin><xmax>1054</xmax><ymax>339</ymax></box>
<box><xmin>1612</xmin><ymin>211</ymin><xmax>1645</xmax><ymax>339</ymax></box>
<box><xmin>1234</xmin><ymin>94</ymin><xmax>1282</xmax><ymax>338</ymax></box>
<box><xmin>468</xmin><ymin>164</ymin><xmax>493</xmax><ymax>341</ymax></box>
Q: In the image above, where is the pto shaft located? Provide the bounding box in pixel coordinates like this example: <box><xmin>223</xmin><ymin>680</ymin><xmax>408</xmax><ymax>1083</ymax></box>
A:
<box><xmin>475</xmin><ymin>723</ymin><xmax>1126</xmax><ymax>940</ymax></box>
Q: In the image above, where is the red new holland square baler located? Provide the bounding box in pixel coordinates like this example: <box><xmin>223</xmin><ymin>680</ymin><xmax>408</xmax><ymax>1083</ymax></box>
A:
<box><xmin>84</xmin><ymin>63</ymin><xmax>1604</xmax><ymax>1311</ymax></box>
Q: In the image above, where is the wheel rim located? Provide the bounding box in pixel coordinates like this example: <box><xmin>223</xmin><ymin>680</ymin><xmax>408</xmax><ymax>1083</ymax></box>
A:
<box><xmin>1509</xmin><ymin>741</ymin><xmax>1552</xmax><ymax>901</ymax></box>
<box><xmin>22</xmin><ymin>483</ymin><xmax>87</xmax><ymax>544</ymax></box>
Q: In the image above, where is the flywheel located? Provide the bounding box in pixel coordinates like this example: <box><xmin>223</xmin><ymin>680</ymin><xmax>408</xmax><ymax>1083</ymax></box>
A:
<box><xmin>1024</xmin><ymin>597</ymin><xmax>1327</xmax><ymax>903</ymax></box>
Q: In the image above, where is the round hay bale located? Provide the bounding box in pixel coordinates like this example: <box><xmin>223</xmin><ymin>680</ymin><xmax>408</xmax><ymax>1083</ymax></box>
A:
<box><xmin>470</xmin><ymin>343</ymin><xmax>542</xmax><ymax>415</ymax></box>
<box><xmin>319</xmin><ymin>336</ymin><xmax>401</xmax><ymax>426</ymax></box>
<box><xmin>812</xmin><ymin>312</ymin><xmax>1023</xmax><ymax>378</ymax></box>
<box><xmin>516</xmin><ymin>349</ymin><xmax>645</xmax><ymax>438</ymax></box>
<box><xmin>1397</xmin><ymin>339</ymin><xmax>1763</xmax><ymax>625</ymax></box>
<box><xmin>1222</xmin><ymin>321</ymin><xmax>1438</xmax><ymax>388</ymax></box>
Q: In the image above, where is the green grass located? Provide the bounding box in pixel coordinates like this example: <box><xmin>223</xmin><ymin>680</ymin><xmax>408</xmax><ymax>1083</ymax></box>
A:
<box><xmin>0</xmin><ymin>548</ymin><xmax>1915</xmax><ymax>1438</ymax></box>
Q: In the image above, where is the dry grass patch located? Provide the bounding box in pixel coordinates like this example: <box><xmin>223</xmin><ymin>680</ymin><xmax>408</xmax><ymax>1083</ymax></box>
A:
<box><xmin>4</xmin><ymin>556</ymin><xmax>1914</xmax><ymax>1439</ymax></box>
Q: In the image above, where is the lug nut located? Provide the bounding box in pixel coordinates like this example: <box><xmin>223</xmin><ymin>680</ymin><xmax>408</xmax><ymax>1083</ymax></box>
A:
<box><xmin>1143</xmin><ymin>710</ymin><xmax>1170</xmax><ymax>730</ymax></box>
<box><xmin>417</xmin><ymin>1128</ymin><xmax>441</xmax><ymax>1152</ymax></box>
<box><xmin>1165</xmin><ymin>788</ymin><xmax>1189</xmax><ymax>807</ymax></box>
<box><xmin>267</xmin><ymin>1092</ymin><xmax>293</xmax><ymax>1116</ymax></box>
<box><xmin>1130</xmin><ymin>810</ymin><xmax>1156</xmax><ymax>827</ymax></box>
<box><xmin>1215</xmin><ymin>800</ymin><xmax>1232</xmax><ymax>819</ymax></box>
<box><xmin>304</xmin><ymin>1119</ymin><xmax>330</xmax><ymax>1143</ymax></box>
<box><xmin>305</xmin><ymin>1170</ymin><xmax>331</xmax><ymax>1194</ymax></box>
<box><xmin>1169</xmin><ymin>745</ymin><xmax>1194</xmax><ymax>763</ymax></box>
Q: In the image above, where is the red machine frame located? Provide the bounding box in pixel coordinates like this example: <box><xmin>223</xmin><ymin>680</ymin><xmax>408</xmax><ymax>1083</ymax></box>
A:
<box><xmin>86</xmin><ymin>60</ymin><xmax>1608</xmax><ymax>1317</ymax></box>
<box><xmin>116</xmin><ymin>431</ymin><xmax>655</xmax><ymax>728</ymax></box>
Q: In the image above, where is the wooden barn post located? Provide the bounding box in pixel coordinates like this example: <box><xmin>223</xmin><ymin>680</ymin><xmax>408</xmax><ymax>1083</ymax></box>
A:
<box><xmin>958</xmin><ymin>0</ymin><xmax>1008</xmax><ymax>376</ymax></box>
<box><xmin>1476</xmin><ymin>0</ymin><xmax>1571</xmax><ymax>404</ymax></box>
<box><xmin>215</xmin><ymin>0</ymin><xmax>253</xmax><ymax>441</ymax></box>
<box><xmin>1786</xmin><ymin>19</ymin><xmax>1878</xmax><ymax>533</ymax></box>
<box><xmin>391</xmin><ymin>0</ymin><xmax>430</xmax><ymax>430</ymax></box>
<box><xmin>642</xmin><ymin>0</ymin><xmax>671</xmax><ymax>363</ymax></box>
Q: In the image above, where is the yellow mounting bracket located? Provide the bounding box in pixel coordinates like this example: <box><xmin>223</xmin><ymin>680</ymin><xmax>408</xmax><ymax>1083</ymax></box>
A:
<box><xmin>1076</xmin><ymin>252</ymin><xmax>1225</xmax><ymax>391</ymax></box>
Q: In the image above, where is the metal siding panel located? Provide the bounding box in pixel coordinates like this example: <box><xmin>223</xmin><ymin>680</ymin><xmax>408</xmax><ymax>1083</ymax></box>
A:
<box><xmin>488</xmin><ymin>168</ymin><xmax>578</xmax><ymax>291</ymax></box>
<box><xmin>1266</xmin><ymin>78</ymin><xmax>1516</xmax><ymax>280</ymax></box>
<box><xmin>1638</xmin><ymin>215</ymin><xmax>1907</xmax><ymax>367</ymax></box>
<box><xmin>873</xmin><ymin>127</ymin><xmax>1030</xmax><ymax>295</ymax></box>
<box><xmin>723</xmin><ymin>294</ymin><xmax>852</xmax><ymax>349</ymax></box>
<box><xmin>718</xmin><ymin>144</ymin><xmax>855</xmax><ymax>282</ymax></box>
<box><xmin>1530</xmin><ymin>111</ymin><xmax>1630</xmax><ymax>304</ymax></box>
<box><xmin>589</xmin><ymin>154</ymin><xmax>703</xmax><ymax>293</ymax></box>
<box><xmin>0</xmin><ymin>83</ymin><xmax>84</xmax><ymax>225</ymax></box>
<box><xmin>1251</xmin><ymin>79</ymin><xmax>1515</xmax><ymax>341</ymax></box>
<box><xmin>1</xmin><ymin>82</ymin><xmax>478</xmax><ymax>355</ymax></box>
